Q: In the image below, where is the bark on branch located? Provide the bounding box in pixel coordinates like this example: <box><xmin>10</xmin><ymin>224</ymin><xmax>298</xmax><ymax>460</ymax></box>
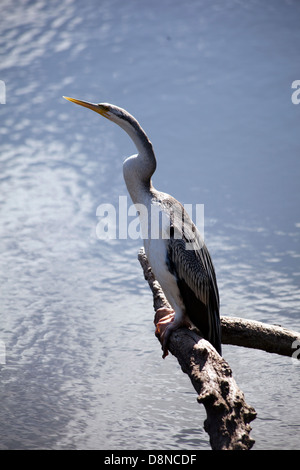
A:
<box><xmin>221</xmin><ymin>316</ymin><xmax>300</xmax><ymax>358</ymax></box>
<box><xmin>138</xmin><ymin>247</ymin><xmax>300</xmax><ymax>450</ymax></box>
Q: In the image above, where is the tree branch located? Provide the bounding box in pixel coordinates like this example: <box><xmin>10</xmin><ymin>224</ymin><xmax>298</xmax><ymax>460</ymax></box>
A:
<box><xmin>138</xmin><ymin>247</ymin><xmax>300</xmax><ymax>359</ymax></box>
<box><xmin>221</xmin><ymin>316</ymin><xmax>300</xmax><ymax>358</ymax></box>
<box><xmin>138</xmin><ymin>247</ymin><xmax>300</xmax><ymax>449</ymax></box>
<box><xmin>138</xmin><ymin>248</ymin><xmax>257</xmax><ymax>450</ymax></box>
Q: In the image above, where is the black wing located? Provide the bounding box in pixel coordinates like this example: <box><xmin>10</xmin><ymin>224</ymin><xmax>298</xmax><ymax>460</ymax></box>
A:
<box><xmin>165</xmin><ymin>200</ymin><xmax>221</xmax><ymax>354</ymax></box>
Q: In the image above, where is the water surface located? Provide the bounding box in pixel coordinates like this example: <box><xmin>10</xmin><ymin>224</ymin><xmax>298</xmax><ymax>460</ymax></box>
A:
<box><xmin>0</xmin><ymin>0</ymin><xmax>299</xmax><ymax>450</ymax></box>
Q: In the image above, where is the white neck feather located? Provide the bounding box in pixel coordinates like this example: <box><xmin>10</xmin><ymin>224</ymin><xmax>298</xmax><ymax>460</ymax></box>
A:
<box><xmin>109</xmin><ymin>111</ymin><xmax>156</xmax><ymax>205</ymax></box>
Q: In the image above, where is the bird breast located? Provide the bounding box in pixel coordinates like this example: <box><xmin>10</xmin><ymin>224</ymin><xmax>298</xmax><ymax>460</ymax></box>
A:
<box><xmin>144</xmin><ymin>236</ymin><xmax>184</xmax><ymax>315</ymax></box>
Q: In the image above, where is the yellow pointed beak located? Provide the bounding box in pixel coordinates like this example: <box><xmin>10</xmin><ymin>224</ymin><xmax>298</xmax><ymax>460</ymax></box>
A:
<box><xmin>63</xmin><ymin>96</ymin><xmax>109</xmax><ymax>117</ymax></box>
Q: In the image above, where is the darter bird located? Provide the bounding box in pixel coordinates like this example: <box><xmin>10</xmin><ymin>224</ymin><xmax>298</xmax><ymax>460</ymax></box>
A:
<box><xmin>63</xmin><ymin>97</ymin><xmax>222</xmax><ymax>358</ymax></box>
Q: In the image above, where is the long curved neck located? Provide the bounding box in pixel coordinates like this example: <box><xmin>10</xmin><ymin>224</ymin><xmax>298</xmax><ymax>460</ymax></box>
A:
<box><xmin>118</xmin><ymin>113</ymin><xmax>154</xmax><ymax>158</ymax></box>
<box><xmin>114</xmin><ymin>113</ymin><xmax>157</xmax><ymax>204</ymax></box>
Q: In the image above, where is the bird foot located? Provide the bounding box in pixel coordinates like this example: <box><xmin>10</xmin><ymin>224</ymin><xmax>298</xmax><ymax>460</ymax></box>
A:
<box><xmin>155</xmin><ymin>307</ymin><xmax>175</xmax><ymax>334</ymax></box>
<box><xmin>154</xmin><ymin>307</ymin><xmax>191</xmax><ymax>359</ymax></box>
<box><xmin>154</xmin><ymin>307</ymin><xmax>175</xmax><ymax>358</ymax></box>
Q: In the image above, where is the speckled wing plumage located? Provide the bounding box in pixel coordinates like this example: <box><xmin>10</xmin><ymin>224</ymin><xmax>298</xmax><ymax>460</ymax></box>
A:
<box><xmin>162</xmin><ymin>197</ymin><xmax>222</xmax><ymax>355</ymax></box>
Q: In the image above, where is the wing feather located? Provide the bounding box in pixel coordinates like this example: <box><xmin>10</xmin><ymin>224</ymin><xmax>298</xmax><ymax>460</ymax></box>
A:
<box><xmin>161</xmin><ymin>197</ymin><xmax>221</xmax><ymax>354</ymax></box>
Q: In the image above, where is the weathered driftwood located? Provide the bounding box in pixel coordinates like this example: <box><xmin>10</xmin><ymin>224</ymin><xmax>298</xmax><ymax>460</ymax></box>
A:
<box><xmin>221</xmin><ymin>316</ymin><xmax>300</xmax><ymax>358</ymax></box>
<box><xmin>138</xmin><ymin>248</ymin><xmax>257</xmax><ymax>450</ymax></box>
<box><xmin>138</xmin><ymin>247</ymin><xmax>300</xmax><ymax>449</ymax></box>
<box><xmin>154</xmin><ymin>309</ymin><xmax>257</xmax><ymax>451</ymax></box>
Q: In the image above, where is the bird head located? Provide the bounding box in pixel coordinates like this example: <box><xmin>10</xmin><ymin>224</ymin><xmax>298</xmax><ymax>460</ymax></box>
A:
<box><xmin>63</xmin><ymin>96</ymin><xmax>155</xmax><ymax>166</ymax></box>
<box><xmin>63</xmin><ymin>97</ymin><xmax>131</xmax><ymax>126</ymax></box>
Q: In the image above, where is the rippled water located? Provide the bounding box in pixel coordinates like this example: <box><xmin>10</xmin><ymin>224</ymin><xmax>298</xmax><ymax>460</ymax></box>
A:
<box><xmin>0</xmin><ymin>0</ymin><xmax>299</xmax><ymax>450</ymax></box>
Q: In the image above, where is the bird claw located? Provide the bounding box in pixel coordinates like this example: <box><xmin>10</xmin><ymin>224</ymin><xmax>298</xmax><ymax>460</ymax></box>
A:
<box><xmin>154</xmin><ymin>307</ymin><xmax>192</xmax><ymax>358</ymax></box>
<box><xmin>154</xmin><ymin>307</ymin><xmax>175</xmax><ymax>358</ymax></box>
<box><xmin>154</xmin><ymin>308</ymin><xmax>175</xmax><ymax>336</ymax></box>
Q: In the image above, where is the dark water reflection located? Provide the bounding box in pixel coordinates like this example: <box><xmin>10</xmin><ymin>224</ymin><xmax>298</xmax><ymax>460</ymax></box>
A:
<box><xmin>0</xmin><ymin>0</ymin><xmax>299</xmax><ymax>450</ymax></box>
